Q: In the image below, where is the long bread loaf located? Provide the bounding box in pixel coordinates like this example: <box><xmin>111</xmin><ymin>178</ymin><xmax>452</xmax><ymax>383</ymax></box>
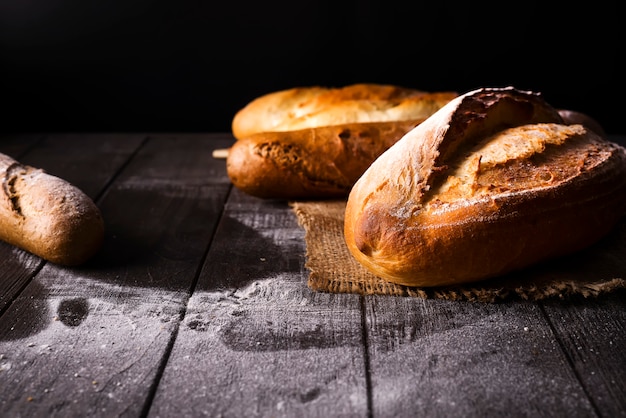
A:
<box><xmin>227</xmin><ymin>84</ymin><xmax>458</xmax><ymax>198</ymax></box>
<box><xmin>232</xmin><ymin>83</ymin><xmax>458</xmax><ymax>139</ymax></box>
<box><xmin>0</xmin><ymin>153</ymin><xmax>105</xmax><ymax>265</ymax></box>
<box><xmin>227</xmin><ymin>120</ymin><xmax>424</xmax><ymax>199</ymax></box>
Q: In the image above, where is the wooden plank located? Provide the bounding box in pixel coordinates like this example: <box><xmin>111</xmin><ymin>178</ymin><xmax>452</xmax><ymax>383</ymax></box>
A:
<box><xmin>0</xmin><ymin>134</ymin><xmax>234</xmax><ymax>417</ymax></box>
<box><xmin>0</xmin><ymin>243</ymin><xmax>43</xmax><ymax>314</ymax></box>
<box><xmin>14</xmin><ymin>133</ymin><xmax>148</xmax><ymax>198</ymax></box>
<box><xmin>541</xmin><ymin>290</ymin><xmax>626</xmax><ymax>417</ymax></box>
<box><xmin>537</xmin><ymin>212</ymin><xmax>626</xmax><ymax>417</ymax></box>
<box><xmin>364</xmin><ymin>296</ymin><xmax>597</xmax><ymax>416</ymax></box>
<box><xmin>149</xmin><ymin>188</ymin><xmax>369</xmax><ymax>417</ymax></box>
<box><xmin>0</xmin><ymin>133</ymin><xmax>45</xmax><ymax>159</ymax></box>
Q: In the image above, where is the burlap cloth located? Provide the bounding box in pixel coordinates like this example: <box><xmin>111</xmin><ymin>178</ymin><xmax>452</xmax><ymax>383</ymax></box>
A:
<box><xmin>291</xmin><ymin>200</ymin><xmax>626</xmax><ymax>302</ymax></box>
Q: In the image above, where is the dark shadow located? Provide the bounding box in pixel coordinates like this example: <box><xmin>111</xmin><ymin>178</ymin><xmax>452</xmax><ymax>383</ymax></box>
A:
<box><xmin>197</xmin><ymin>200</ymin><xmax>306</xmax><ymax>292</ymax></box>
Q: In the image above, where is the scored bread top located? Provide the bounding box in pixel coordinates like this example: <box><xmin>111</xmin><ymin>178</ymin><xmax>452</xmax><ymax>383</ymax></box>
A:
<box><xmin>431</xmin><ymin>123</ymin><xmax>604</xmax><ymax>205</ymax></box>
<box><xmin>346</xmin><ymin>87</ymin><xmax>566</xmax><ymax>210</ymax></box>
<box><xmin>231</xmin><ymin>83</ymin><xmax>458</xmax><ymax>139</ymax></box>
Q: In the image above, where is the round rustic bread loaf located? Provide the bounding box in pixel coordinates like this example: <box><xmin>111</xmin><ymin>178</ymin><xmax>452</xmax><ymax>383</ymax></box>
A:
<box><xmin>344</xmin><ymin>87</ymin><xmax>626</xmax><ymax>287</ymax></box>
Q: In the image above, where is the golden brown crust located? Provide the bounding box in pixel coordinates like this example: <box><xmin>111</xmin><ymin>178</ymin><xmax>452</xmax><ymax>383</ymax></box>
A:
<box><xmin>0</xmin><ymin>153</ymin><xmax>105</xmax><ymax>265</ymax></box>
<box><xmin>228</xmin><ymin>84</ymin><xmax>457</xmax><ymax>199</ymax></box>
<box><xmin>344</xmin><ymin>87</ymin><xmax>626</xmax><ymax>287</ymax></box>
<box><xmin>231</xmin><ymin>83</ymin><xmax>458</xmax><ymax>139</ymax></box>
<box><xmin>227</xmin><ymin>120</ymin><xmax>423</xmax><ymax>199</ymax></box>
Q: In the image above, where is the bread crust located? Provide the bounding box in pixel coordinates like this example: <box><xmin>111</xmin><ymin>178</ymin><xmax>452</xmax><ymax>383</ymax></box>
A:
<box><xmin>0</xmin><ymin>153</ymin><xmax>105</xmax><ymax>265</ymax></box>
<box><xmin>344</xmin><ymin>87</ymin><xmax>626</xmax><ymax>287</ymax></box>
<box><xmin>227</xmin><ymin>120</ymin><xmax>424</xmax><ymax>199</ymax></box>
<box><xmin>227</xmin><ymin>84</ymin><xmax>457</xmax><ymax>199</ymax></box>
<box><xmin>231</xmin><ymin>83</ymin><xmax>458</xmax><ymax>139</ymax></box>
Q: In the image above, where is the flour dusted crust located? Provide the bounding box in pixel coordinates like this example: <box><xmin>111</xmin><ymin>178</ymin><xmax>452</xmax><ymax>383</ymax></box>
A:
<box><xmin>0</xmin><ymin>153</ymin><xmax>105</xmax><ymax>265</ymax></box>
<box><xmin>344</xmin><ymin>87</ymin><xmax>626</xmax><ymax>287</ymax></box>
<box><xmin>231</xmin><ymin>83</ymin><xmax>458</xmax><ymax>139</ymax></box>
<box><xmin>227</xmin><ymin>84</ymin><xmax>457</xmax><ymax>199</ymax></box>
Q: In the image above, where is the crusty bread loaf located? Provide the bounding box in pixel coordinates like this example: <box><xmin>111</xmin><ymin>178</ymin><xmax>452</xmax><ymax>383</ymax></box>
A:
<box><xmin>344</xmin><ymin>87</ymin><xmax>626</xmax><ymax>287</ymax></box>
<box><xmin>0</xmin><ymin>153</ymin><xmax>105</xmax><ymax>265</ymax></box>
<box><xmin>227</xmin><ymin>84</ymin><xmax>457</xmax><ymax>199</ymax></box>
<box><xmin>232</xmin><ymin>83</ymin><xmax>458</xmax><ymax>139</ymax></box>
<box><xmin>227</xmin><ymin>120</ymin><xmax>423</xmax><ymax>199</ymax></box>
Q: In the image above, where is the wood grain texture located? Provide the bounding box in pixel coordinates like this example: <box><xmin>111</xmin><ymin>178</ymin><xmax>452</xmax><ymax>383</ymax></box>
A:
<box><xmin>0</xmin><ymin>242</ymin><xmax>43</xmax><ymax>313</ymax></box>
<box><xmin>541</xmin><ymin>291</ymin><xmax>626</xmax><ymax>417</ymax></box>
<box><xmin>0</xmin><ymin>134</ymin><xmax>48</xmax><ymax>313</ymax></box>
<box><xmin>150</xmin><ymin>188</ymin><xmax>368</xmax><ymax>417</ymax></box>
<box><xmin>364</xmin><ymin>296</ymin><xmax>599</xmax><ymax>417</ymax></box>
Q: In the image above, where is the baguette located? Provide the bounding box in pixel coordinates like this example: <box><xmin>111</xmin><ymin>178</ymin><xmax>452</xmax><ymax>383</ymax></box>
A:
<box><xmin>227</xmin><ymin>120</ymin><xmax>423</xmax><ymax>199</ymax></box>
<box><xmin>232</xmin><ymin>83</ymin><xmax>458</xmax><ymax>139</ymax></box>
<box><xmin>227</xmin><ymin>84</ymin><xmax>457</xmax><ymax>198</ymax></box>
<box><xmin>344</xmin><ymin>87</ymin><xmax>626</xmax><ymax>287</ymax></box>
<box><xmin>0</xmin><ymin>153</ymin><xmax>105</xmax><ymax>265</ymax></box>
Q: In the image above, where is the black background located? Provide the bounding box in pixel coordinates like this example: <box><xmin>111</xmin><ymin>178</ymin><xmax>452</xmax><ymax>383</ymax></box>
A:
<box><xmin>1</xmin><ymin>1</ymin><xmax>622</xmax><ymax>134</ymax></box>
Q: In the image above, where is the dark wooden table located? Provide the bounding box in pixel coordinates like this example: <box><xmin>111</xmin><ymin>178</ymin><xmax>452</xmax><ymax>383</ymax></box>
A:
<box><xmin>0</xmin><ymin>133</ymin><xmax>624</xmax><ymax>418</ymax></box>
